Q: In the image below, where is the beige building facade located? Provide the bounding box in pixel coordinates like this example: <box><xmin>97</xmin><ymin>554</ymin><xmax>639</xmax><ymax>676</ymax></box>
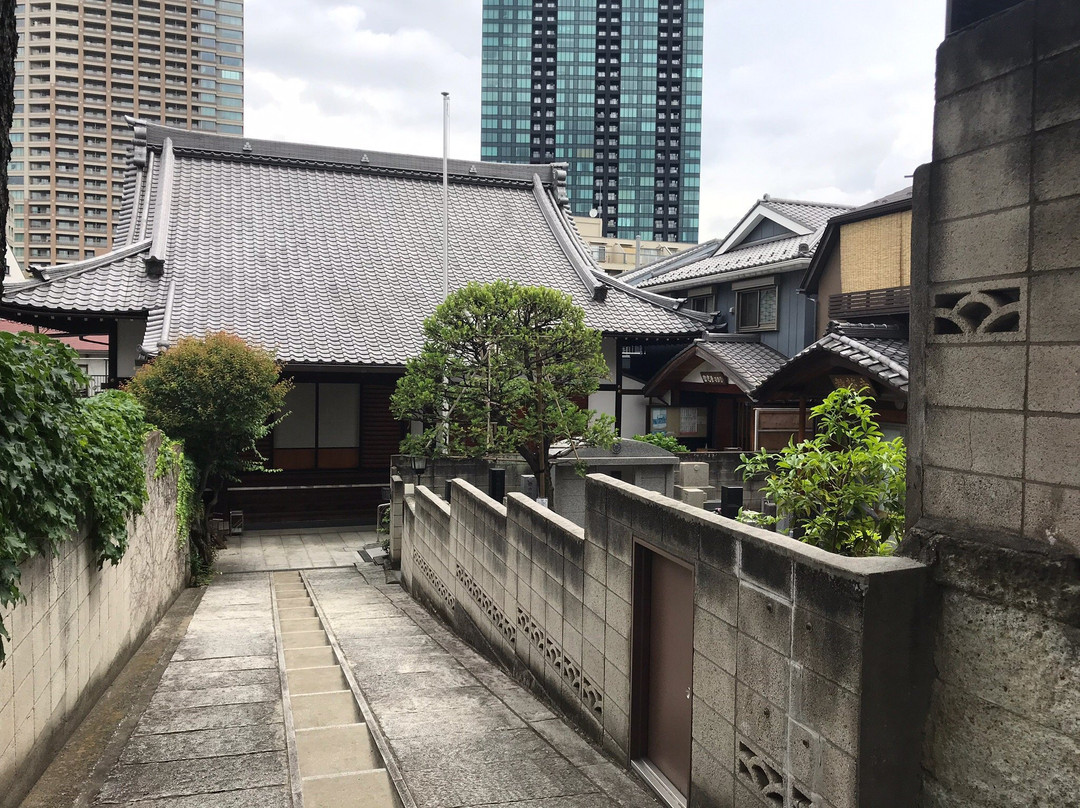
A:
<box><xmin>573</xmin><ymin>215</ymin><xmax>695</xmax><ymax>275</ymax></box>
<box><xmin>8</xmin><ymin>0</ymin><xmax>243</xmax><ymax>266</ymax></box>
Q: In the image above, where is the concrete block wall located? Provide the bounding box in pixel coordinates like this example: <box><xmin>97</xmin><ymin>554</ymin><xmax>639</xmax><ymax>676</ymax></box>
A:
<box><xmin>906</xmin><ymin>3</ymin><xmax>1080</xmax><ymax>806</ymax></box>
<box><xmin>910</xmin><ymin>0</ymin><xmax>1080</xmax><ymax>549</ymax></box>
<box><xmin>0</xmin><ymin>433</ymin><xmax>187</xmax><ymax>806</ymax></box>
<box><xmin>402</xmin><ymin>473</ymin><xmax>931</xmax><ymax>808</ymax></box>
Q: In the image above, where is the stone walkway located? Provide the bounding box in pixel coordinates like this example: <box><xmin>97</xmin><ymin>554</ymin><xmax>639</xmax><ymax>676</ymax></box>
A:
<box><xmin>65</xmin><ymin>533</ymin><xmax>663</xmax><ymax>807</ymax></box>
<box><xmin>215</xmin><ymin>527</ymin><xmax>374</xmax><ymax>573</ymax></box>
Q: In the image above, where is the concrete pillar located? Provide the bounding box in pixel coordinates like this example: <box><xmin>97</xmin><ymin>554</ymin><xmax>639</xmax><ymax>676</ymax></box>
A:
<box><xmin>905</xmin><ymin>3</ymin><xmax>1080</xmax><ymax>805</ymax></box>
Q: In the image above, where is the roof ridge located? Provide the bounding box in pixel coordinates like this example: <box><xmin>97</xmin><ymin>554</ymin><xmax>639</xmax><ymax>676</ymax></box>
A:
<box><xmin>761</xmin><ymin>196</ymin><xmax>856</xmax><ymax>209</ymax></box>
<box><xmin>131</xmin><ymin>119</ymin><xmax>566</xmax><ymax>190</ymax></box>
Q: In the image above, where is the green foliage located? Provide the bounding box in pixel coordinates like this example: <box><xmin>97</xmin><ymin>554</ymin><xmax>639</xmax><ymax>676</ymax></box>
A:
<box><xmin>126</xmin><ymin>332</ymin><xmax>291</xmax><ymax>571</ymax></box>
<box><xmin>632</xmin><ymin>432</ymin><xmax>688</xmax><ymax>453</ymax></box>
<box><xmin>155</xmin><ymin>439</ymin><xmax>201</xmax><ymax>547</ymax></box>
<box><xmin>0</xmin><ymin>333</ymin><xmax>149</xmax><ymax>662</ymax></box>
<box><xmin>737</xmin><ymin>388</ymin><xmax>906</xmax><ymax>557</ymax></box>
<box><xmin>392</xmin><ymin>282</ymin><xmax>615</xmax><ymax>504</ymax></box>
<box><xmin>78</xmin><ymin>391</ymin><xmax>150</xmax><ymax>566</ymax></box>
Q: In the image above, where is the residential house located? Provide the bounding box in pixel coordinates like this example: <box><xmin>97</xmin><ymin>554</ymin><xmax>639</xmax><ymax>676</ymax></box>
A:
<box><xmin>0</xmin><ymin>120</ymin><xmax>707</xmax><ymax>526</ymax></box>
<box><xmin>0</xmin><ymin>320</ymin><xmax>109</xmax><ymax>396</ymax></box>
<box><xmin>621</xmin><ymin>196</ymin><xmax>854</xmax><ymax>449</ymax></box>
<box><xmin>754</xmin><ymin>187</ymin><xmax>913</xmax><ymax>439</ymax></box>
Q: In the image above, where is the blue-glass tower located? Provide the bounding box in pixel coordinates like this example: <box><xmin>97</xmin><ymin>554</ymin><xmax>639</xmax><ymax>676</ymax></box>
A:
<box><xmin>481</xmin><ymin>0</ymin><xmax>703</xmax><ymax>243</ymax></box>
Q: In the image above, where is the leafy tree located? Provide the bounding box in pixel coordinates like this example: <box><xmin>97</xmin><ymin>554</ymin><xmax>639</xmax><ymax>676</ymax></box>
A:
<box><xmin>391</xmin><ymin>281</ymin><xmax>615</xmax><ymax>505</ymax></box>
<box><xmin>126</xmin><ymin>332</ymin><xmax>291</xmax><ymax>568</ymax></box>
<box><xmin>632</xmin><ymin>432</ymin><xmax>688</xmax><ymax>453</ymax></box>
<box><xmin>737</xmin><ymin>388</ymin><xmax>905</xmax><ymax>557</ymax></box>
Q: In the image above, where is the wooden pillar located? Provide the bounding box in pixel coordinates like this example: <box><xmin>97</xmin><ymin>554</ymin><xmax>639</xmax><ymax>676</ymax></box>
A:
<box><xmin>798</xmin><ymin>397</ymin><xmax>807</xmax><ymax>442</ymax></box>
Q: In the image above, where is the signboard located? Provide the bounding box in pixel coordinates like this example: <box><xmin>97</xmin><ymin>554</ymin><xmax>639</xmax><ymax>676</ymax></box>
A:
<box><xmin>648</xmin><ymin>406</ymin><xmax>708</xmax><ymax>438</ymax></box>
<box><xmin>651</xmin><ymin>408</ymin><xmax>668</xmax><ymax>433</ymax></box>
<box><xmin>700</xmin><ymin>372</ymin><xmax>729</xmax><ymax>385</ymax></box>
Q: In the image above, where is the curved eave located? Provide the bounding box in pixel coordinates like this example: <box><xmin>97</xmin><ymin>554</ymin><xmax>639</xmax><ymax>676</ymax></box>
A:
<box><xmin>753</xmin><ymin>347</ymin><xmax>908</xmax><ymax>403</ymax></box>
<box><xmin>643</xmin><ymin>343</ymin><xmax>758</xmax><ymax>397</ymax></box>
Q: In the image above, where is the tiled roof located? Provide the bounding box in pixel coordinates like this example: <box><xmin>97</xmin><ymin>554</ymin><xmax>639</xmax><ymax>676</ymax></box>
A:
<box><xmin>2</xmin><ymin>122</ymin><xmax>705</xmax><ymax>367</ymax></box>
<box><xmin>757</xmin><ymin>321</ymin><xmax>909</xmax><ymax>398</ymax></box>
<box><xmin>696</xmin><ymin>338</ymin><xmax>790</xmax><ymax>391</ymax></box>
<box><xmin>4</xmin><ymin>240</ymin><xmax>160</xmax><ymax>313</ymax></box>
<box><xmin>622</xmin><ymin>197</ymin><xmax>853</xmax><ymax>291</ymax></box>
<box><xmin>759</xmin><ymin>198</ymin><xmax>853</xmax><ymax>231</ymax></box>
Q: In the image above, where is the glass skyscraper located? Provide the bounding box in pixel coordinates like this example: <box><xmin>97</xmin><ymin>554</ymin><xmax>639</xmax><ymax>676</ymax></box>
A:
<box><xmin>481</xmin><ymin>0</ymin><xmax>702</xmax><ymax>243</ymax></box>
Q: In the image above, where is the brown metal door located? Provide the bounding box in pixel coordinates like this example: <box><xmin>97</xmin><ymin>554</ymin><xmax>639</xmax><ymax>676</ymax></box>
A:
<box><xmin>646</xmin><ymin>551</ymin><xmax>694</xmax><ymax>796</ymax></box>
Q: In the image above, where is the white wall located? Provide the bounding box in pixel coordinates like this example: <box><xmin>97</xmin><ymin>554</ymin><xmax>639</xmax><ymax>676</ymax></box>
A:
<box><xmin>116</xmin><ymin>319</ymin><xmax>145</xmax><ymax>378</ymax></box>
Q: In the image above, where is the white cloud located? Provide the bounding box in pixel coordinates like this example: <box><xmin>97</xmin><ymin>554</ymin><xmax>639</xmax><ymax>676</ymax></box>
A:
<box><xmin>243</xmin><ymin>0</ymin><xmax>943</xmax><ymax>238</ymax></box>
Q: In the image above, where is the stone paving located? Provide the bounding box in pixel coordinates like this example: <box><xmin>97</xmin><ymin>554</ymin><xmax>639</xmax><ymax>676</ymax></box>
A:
<box><xmin>214</xmin><ymin>528</ymin><xmax>374</xmax><ymax>573</ymax></box>
<box><xmin>76</xmin><ymin>531</ymin><xmax>663</xmax><ymax>807</ymax></box>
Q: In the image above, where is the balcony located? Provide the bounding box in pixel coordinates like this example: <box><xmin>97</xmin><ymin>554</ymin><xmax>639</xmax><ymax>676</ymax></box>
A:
<box><xmin>828</xmin><ymin>285</ymin><xmax>911</xmax><ymax>320</ymax></box>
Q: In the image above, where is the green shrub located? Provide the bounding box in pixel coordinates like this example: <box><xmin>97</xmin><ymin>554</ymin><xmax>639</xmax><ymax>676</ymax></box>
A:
<box><xmin>632</xmin><ymin>432</ymin><xmax>688</xmax><ymax>453</ymax></box>
<box><xmin>737</xmin><ymin>388</ymin><xmax>905</xmax><ymax>557</ymax></box>
<box><xmin>0</xmin><ymin>333</ymin><xmax>149</xmax><ymax>662</ymax></box>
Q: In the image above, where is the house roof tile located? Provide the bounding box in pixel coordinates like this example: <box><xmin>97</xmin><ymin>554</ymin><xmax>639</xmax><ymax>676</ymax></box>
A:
<box><xmin>2</xmin><ymin>122</ymin><xmax>705</xmax><ymax>366</ymax></box>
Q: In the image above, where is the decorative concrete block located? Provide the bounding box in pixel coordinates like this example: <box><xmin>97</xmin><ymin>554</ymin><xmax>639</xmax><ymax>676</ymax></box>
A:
<box><xmin>735</xmin><ymin>686</ymin><xmax>787</xmax><ymax>769</ymax></box>
<box><xmin>933</xmin><ymin>66</ymin><xmax>1034</xmax><ymax>158</ymax></box>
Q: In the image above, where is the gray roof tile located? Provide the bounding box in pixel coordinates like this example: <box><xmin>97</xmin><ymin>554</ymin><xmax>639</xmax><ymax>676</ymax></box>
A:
<box><xmin>696</xmin><ymin>339</ymin><xmax>789</xmax><ymax>390</ymax></box>
<box><xmin>3</xmin><ymin>122</ymin><xmax>705</xmax><ymax>365</ymax></box>
<box><xmin>623</xmin><ymin>197</ymin><xmax>853</xmax><ymax>291</ymax></box>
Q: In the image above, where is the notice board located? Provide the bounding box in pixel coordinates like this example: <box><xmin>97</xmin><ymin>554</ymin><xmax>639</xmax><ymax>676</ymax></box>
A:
<box><xmin>648</xmin><ymin>406</ymin><xmax>708</xmax><ymax>438</ymax></box>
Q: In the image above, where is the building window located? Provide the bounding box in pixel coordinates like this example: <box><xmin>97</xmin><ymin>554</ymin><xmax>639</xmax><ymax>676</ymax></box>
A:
<box><xmin>737</xmin><ymin>286</ymin><xmax>778</xmax><ymax>331</ymax></box>
<box><xmin>688</xmin><ymin>294</ymin><xmax>711</xmax><ymax>313</ymax></box>
<box><xmin>273</xmin><ymin>382</ymin><xmax>361</xmax><ymax>470</ymax></box>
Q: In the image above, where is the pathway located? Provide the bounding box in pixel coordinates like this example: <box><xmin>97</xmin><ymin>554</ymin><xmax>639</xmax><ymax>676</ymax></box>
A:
<box><xmin>33</xmin><ymin>530</ymin><xmax>663</xmax><ymax>807</ymax></box>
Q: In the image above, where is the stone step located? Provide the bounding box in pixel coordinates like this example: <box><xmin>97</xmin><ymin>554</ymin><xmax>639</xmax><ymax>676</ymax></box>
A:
<box><xmin>278</xmin><ymin>605</ymin><xmax>318</xmax><ymax>619</ymax></box>
<box><xmin>301</xmin><ymin>769</ymin><xmax>396</xmax><ymax>808</ymax></box>
<box><xmin>287</xmin><ymin>665</ymin><xmax>349</xmax><ymax>696</ymax></box>
<box><xmin>296</xmin><ymin>723</ymin><xmax>379</xmax><ymax>778</ymax></box>
<box><xmin>285</xmin><ymin>647</ymin><xmax>336</xmax><ymax>670</ymax></box>
<box><xmin>292</xmin><ymin>690</ymin><xmax>361</xmax><ymax>729</ymax></box>
<box><xmin>279</xmin><ymin>617</ymin><xmax>323</xmax><ymax>633</ymax></box>
<box><xmin>281</xmin><ymin>630</ymin><xmax>329</xmax><ymax>650</ymax></box>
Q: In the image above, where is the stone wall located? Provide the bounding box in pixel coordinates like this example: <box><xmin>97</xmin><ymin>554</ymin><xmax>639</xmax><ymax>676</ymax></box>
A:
<box><xmin>906</xmin><ymin>1</ymin><xmax>1080</xmax><ymax>805</ymax></box>
<box><xmin>402</xmin><ymin>474</ymin><xmax>932</xmax><ymax>808</ymax></box>
<box><xmin>0</xmin><ymin>433</ymin><xmax>188</xmax><ymax>807</ymax></box>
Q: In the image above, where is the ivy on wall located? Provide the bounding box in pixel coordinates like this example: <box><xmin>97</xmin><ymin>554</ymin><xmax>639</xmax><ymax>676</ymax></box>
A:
<box><xmin>0</xmin><ymin>333</ymin><xmax>151</xmax><ymax>662</ymax></box>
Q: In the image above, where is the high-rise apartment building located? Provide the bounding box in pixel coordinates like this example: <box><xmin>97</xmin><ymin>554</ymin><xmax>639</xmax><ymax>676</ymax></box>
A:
<box><xmin>480</xmin><ymin>0</ymin><xmax>702</xmax><ymax>243</ymax></box>
<box><xmin>7</xmin><ymin>0</ymin><xmax>243</xmax><ymax>266</ymax></box>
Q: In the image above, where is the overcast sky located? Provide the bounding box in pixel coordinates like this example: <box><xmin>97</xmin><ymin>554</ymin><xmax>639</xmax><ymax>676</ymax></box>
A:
<box><xmin>243</xmin><ymin>0</ymin><xmax>945</xmax><ymax>238</ymax></box>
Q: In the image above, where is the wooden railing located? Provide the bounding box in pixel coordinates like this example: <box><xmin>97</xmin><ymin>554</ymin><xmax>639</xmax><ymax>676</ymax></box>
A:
<box><xmin>828</xmin><ymin>286</ymin><xmax>910</xmax><ymax>319</ymax></box>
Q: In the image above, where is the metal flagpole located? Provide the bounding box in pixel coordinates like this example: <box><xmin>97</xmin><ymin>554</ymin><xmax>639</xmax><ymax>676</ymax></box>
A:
<box><xmin>442</xmin><ymin>91</ymin><xmax>449</xmax><ymax>301</ymax></box>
